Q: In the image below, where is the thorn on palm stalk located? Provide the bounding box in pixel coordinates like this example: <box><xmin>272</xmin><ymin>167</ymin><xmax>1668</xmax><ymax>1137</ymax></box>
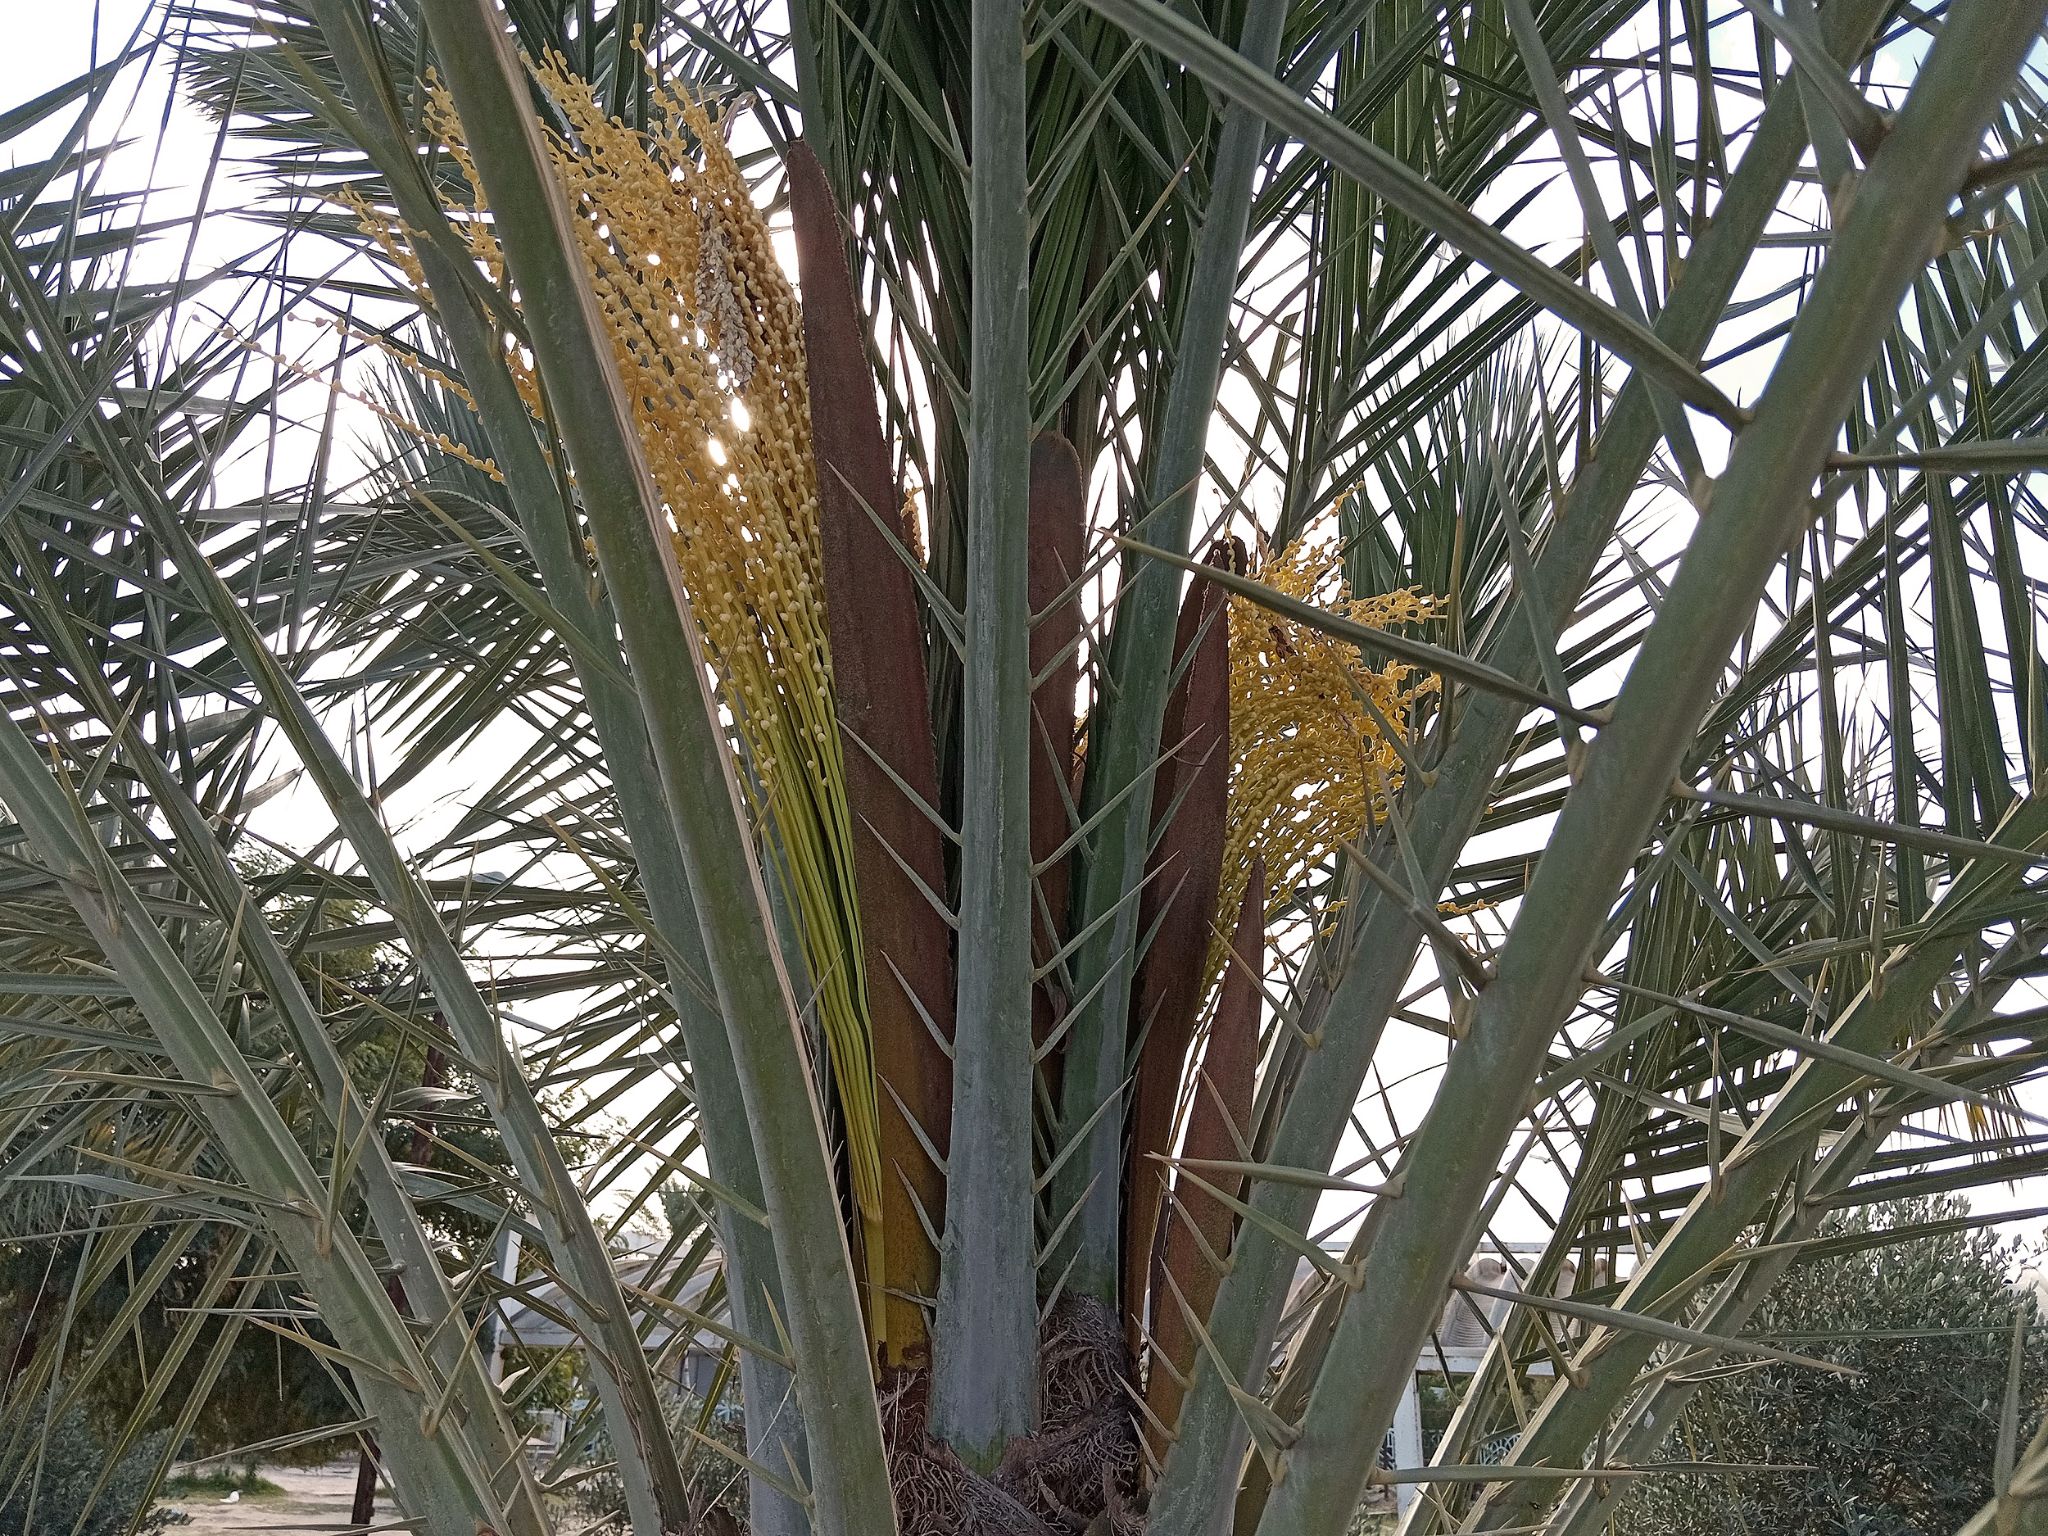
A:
<box><xmin>795</xmin><ymin>135</ymin><xmax>958</xmax><ymax>1370</ymax></box>
<box><xmin>1123</xmin><ymin>542</ymin><xmax>1234</xmax><ymax>1354</ymax></box>
<box><xmin>1144</xmin><ymin>855</ymin><xmax>1264</xmax><ymax>1458</ymax></box>
<box><xmin>1030</xmin><ymin>431</ymin><xmax>1088</xmax><ymax>1093</ymax></box>
<box><xmin>394</xmin><ymin>59</ymin><xmax>898</xmax><ymax>1345</ymax></box>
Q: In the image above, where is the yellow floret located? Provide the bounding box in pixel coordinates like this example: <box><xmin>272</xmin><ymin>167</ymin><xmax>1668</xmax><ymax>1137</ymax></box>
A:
<box><xmin>1215</xmin><ymin>523</ymin><xmax>1440</xmax><ymax>986</ymax></box>
<box><xmin>367</xmin><ymin>56</ymin><xmax>884</xmax><ymax>1243</ymax></box>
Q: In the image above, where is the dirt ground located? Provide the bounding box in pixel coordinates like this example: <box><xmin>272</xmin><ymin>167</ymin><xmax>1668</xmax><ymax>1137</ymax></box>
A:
<box><xmin>157</xmin><ymin>1464</ymin><xmax>1387</xmax><ymax>1533</ymax></box>
<box><xmin>163</xmin><ymin>1462</ymin><xmax>371</xmax><ymax>1534</ymax></box>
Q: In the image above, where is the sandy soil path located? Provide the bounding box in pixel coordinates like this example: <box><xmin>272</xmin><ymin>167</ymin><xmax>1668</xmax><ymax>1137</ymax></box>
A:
<box><xmin>164</xmin><ymin>1462</ymin><xmax>376</xmax><ymax>1534</ymax></box>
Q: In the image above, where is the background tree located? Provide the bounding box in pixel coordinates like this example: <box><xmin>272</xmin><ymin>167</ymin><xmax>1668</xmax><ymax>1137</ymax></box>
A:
<box><xmin>1620</xmin><ymin>1198</ymin><xmax>2048</xmax><ymax>1536</ymax></box>
<box><xmin>0</xmin><ymin>1402</ymin><xmax>185</xmax><ymax>1536</ymax></box>
<box><xmin>0</xmin><ymin>857</ymin><xmax>522</xmax><ymax>1505</ymax></box>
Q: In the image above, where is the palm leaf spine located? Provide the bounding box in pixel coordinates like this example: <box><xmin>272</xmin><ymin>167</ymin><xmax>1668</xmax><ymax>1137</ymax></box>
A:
<box><xmin>933</xmin><ymin>0</ymin><xmax>1042</xmax><ymax>1468</ymax></box>
<box><xmin>1123</xmin><ymin>559</ymin><xmax>1233</xmax><ymax>1352</ymax></box>
<box><xmin>415</xmin><ymin>2</ymin><xmax>899</xmax><ymax>1527</ymax></box>
<box><xmin>302</xmin><ymin>11</ymin><xmax>806</xmax><ymax>1518</ymax></box>
<box><xmin>1253</xmin><ymin>8</ymin><xmax>2048</xmax><ymax>1530</ymax></box>
<box><xmin>1145</xmin><ymin>855</ymin><xmax>1264</xmax><ymax>1450</ymax></box>
<box><xmin>792</xmin><ymin>137</ymin><xmax>956</xmax><ymax>1369</ymax></box>
<box><xmin>1054</xmin><ymin>0</ymin><xmax>1291</xmax><ymax>1306</ymax></box>
<box><xmin>1465</xmin><ymin>800</ymin><xmax>2048</xmax><ymax>1532</ymax></box>
<box><xmin>0</xmin><ymin>209</ymin><xmax>694</xmax><ymax>1535</ymax></box>
<box><xmin>0</xmin><ymin>568</ymin><xmax>550</xmax><ymax>1535</ymax></box>
<box><xmin>1146</xmin><ymin>5</ymin><xmax>1895</xmax><ymax>1523</ymax></box>
<box><xmin>0</xmin><ymin>716</ymin><xmax>507</xmax><ymax>1536</ymax></box>
<box><xmin>1029</xmin><ymin>432</ymin><xmax>1088</xmax><ymax>1082</ymax></box>
<box><xmin>1537</xmin><ymin>924</ymin><xmax>2048</xmax><ymax>1536</ymax></box>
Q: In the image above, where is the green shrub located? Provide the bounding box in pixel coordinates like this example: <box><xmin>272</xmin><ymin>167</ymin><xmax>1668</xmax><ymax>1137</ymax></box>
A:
<box><xmin>0</xmin><ymin>1402</ymin><xmax>185</xmax><ymax>1536</ymax></box>
<box><xmin>1619</xmin><ymin>1198</ymin><xmax>2048</xmax><ymax>1535</ymax></box>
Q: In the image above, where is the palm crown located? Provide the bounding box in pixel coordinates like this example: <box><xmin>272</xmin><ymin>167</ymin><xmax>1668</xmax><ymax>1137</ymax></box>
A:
<box><xmin>4</xmin><ymin>2</ymin><xmax>2048</xmax><ymax>1534</ymax></box>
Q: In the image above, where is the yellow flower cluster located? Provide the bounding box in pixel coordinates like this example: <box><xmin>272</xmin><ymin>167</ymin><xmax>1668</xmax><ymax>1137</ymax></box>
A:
<box><xmin>399</xmin><ymin>60</ymin><xmax>882</xmax><ymax>1225</ymax></box>
<box><xmin>1215</xmin><ymin>528</ymin><xmax>1439</xmax><ymax>984</ymax></box>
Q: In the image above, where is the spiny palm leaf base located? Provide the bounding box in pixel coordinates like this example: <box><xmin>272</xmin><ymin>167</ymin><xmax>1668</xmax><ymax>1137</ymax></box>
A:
<box><xmin>882</xmin><ymin>1297</ymin><xmax>1141</xmax><ymax>1534</ymax></box>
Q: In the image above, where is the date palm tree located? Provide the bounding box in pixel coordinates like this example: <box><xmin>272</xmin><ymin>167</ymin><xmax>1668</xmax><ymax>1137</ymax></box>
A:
<box><xmin>5</xmin><ymin>2</ymin><xmax>2048</xmax><ymax>1533</ymax></box>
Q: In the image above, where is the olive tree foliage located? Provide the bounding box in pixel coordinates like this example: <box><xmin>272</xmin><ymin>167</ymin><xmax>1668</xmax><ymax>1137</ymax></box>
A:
<box><xmin>1620</xmin><ymin>1199</ymin><xmax>2048</xmax><ymax>1536</ymax></box>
